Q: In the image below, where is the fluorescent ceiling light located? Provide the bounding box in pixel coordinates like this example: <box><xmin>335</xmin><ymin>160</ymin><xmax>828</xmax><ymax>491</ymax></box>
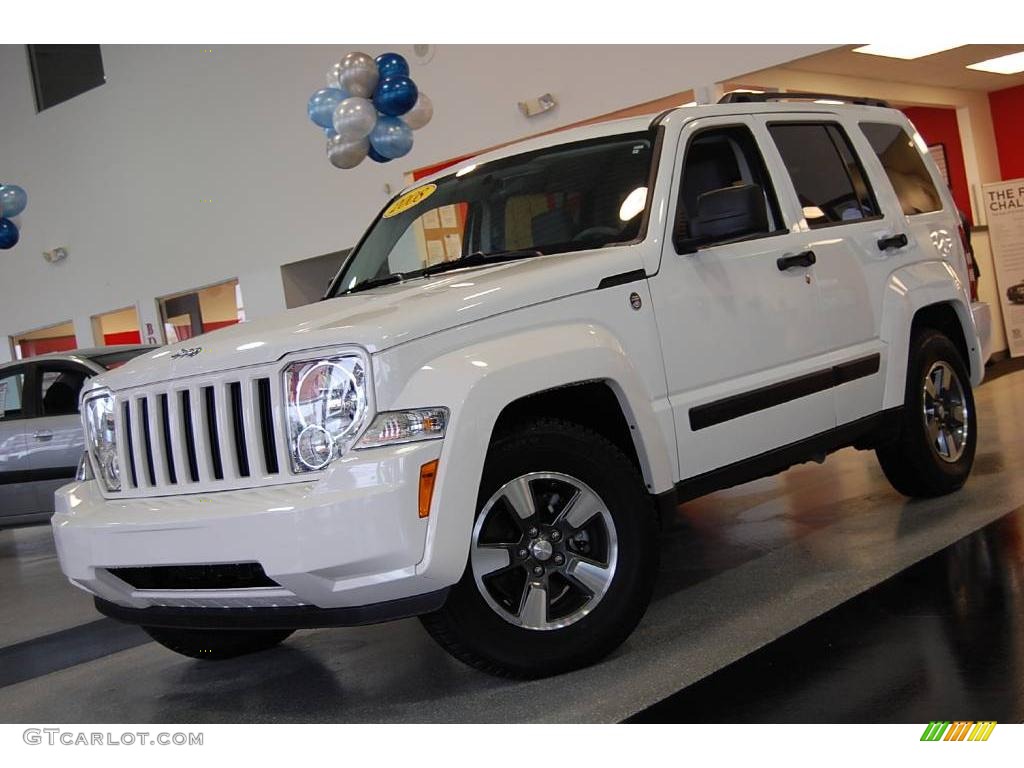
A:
<box><xmin>853</xmin><ymin>44</ymin><xmax>963</xmax><ymax>60</ymax></box>
<box><xmin>967</xmin><ymin>51</ymin><xmax>1024</xmax><ymax>74</ymax></box>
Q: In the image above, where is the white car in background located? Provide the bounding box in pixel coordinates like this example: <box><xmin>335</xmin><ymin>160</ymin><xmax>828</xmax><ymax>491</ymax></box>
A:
<box><xmin>54</xmin><ymin>93</ymin><xmax>983</xmax><ymax>678</ymax></box>
<box><xmin>0</xmin><ymin>345</ymin><xmax>155</xmax><ymax>527</ymax></box>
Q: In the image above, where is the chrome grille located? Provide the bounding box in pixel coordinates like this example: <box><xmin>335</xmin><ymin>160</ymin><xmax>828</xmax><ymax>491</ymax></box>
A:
<box><xmin>112</xmin><ymin>372</ymin><xmax>291</xmax><ymax>497</ymax></box>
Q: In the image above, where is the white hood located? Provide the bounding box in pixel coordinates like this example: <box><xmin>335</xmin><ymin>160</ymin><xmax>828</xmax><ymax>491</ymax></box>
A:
<box><xmin>97</xmin><ymin>247</ymin><xmax>645</xmax><ymax>391</ymax></box>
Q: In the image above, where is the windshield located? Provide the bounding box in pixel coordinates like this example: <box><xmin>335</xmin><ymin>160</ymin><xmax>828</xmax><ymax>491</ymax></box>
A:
<box><xmin>328</xmin><ymin>131</ymin><xmax>654</xmax><ymax>296</ymax></box>
<box><xmin>89</xmin><ymin>347</ymin><xmax>156</xmax><ymax>370</ymax></box>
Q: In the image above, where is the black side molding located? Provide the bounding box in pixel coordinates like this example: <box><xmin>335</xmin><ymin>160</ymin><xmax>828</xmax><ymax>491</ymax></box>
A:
<box><xmin>675</xmin><ymin>408</ymin><xmax>901</xmax><ymax>505</ymax></box>
<box><xmin>598</xmin><ymin>269</ymin><xmax>647</xmax><ymax>290</ymax></box>
<box><xmin>94</xmin><ymin>588</ymin><xmax>450</xmax><ymax>630</ymax></box>
<box><xmin>689</xmin><ymin>353</ymin><xmax>881</xmax><ymax>431</ymax></box>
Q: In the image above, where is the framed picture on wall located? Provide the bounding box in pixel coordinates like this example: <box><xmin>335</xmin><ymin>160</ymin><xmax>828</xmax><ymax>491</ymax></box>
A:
<box><xmin>928</xmin><ymin>144</ymin><xmax>950</xmax><ymax>187</ymax></box>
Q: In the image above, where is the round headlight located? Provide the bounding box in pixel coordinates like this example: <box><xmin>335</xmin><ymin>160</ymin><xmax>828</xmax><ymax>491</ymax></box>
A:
<box><xmin>284</xmin><ymin>355</ymin><xmax>369</xmax><ymax>473</ymax></box>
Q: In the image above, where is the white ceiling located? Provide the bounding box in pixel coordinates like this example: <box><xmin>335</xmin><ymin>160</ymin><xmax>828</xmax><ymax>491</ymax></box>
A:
<box><xmin>782</xmin><ymin>44</ymin><xmax>1024</xmax><ymax>92</ymax></box>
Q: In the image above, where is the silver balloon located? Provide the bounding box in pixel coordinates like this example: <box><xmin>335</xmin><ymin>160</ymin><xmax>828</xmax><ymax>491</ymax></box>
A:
<box><xmin>403</xmin><ymin>91</ymin><xmax>433</xmax><ymax>130</ymax></box>
<box><xmin>327</xmin><ymin>135</ymin><xmax>369</xmax><ymax>169</ymax></box>
<box><xmin>332</xmin><ymin>96</ymin><xmax>378</xmax><ymax>142</ymax></box>
<box><xmin>336</xmin><ymin>51</ymin><xmax>379</xmax><ymax>98</ymax></box>
<box><xmin>326</xmin><ymin>62</ymin><xmax>343</xmax><ymax>89</ymax></box>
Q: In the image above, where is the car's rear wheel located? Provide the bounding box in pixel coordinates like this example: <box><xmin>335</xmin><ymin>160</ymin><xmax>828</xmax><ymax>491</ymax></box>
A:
<box><xmin>876</xmin><ymin>328</ymin><xmax>977</xmax><ymax>497</ymax></box>
<box><xmin>421</xmin><ymin>419</ymin><xmax>659</xmax><ymax>678</ymax></box>
<box><xmin>143</xmin><ymin>626</ymin><xmax>293</xmax><ymax>660</ymax></box>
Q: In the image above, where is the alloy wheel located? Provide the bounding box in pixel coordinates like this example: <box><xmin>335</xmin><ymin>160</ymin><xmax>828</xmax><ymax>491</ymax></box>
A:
<box><xmin>470</xmin><ymin>472</ymin><xmax>618</xmax><ymax>630</ymax></box>
<box><xmin>922</xmin><ymin>360</ymin><xmax>969</xmax><ymax>463</ymax></box>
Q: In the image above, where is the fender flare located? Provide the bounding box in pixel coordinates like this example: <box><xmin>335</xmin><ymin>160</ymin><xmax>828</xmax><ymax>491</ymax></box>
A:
<box><xmin>879</xmin><ymin>260</ymin><xmax>982</xmax><ymax>410</ymax></box>
<box><xmin>372</xmin><ymin>321</ymin><xmax>675</xmax><ymax>587</ymax></box>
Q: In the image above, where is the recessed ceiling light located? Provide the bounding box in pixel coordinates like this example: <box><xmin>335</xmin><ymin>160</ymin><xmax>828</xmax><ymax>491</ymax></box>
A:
<box><xmin>967</xmin><ymin>51</ymin><xmax>1024</xmax><ymax>74</ymax></box>
<box><xmin>853</xmin><ymin>44</ymin><xmax>964</xmax><ymax>60</ymax></box>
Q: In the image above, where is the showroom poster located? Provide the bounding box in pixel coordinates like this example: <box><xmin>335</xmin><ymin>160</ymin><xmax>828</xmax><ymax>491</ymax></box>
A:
<box><xmin>983</xmin><ymin>178</ymin><xmax>1024</xmax><ymax>358</ymax></box>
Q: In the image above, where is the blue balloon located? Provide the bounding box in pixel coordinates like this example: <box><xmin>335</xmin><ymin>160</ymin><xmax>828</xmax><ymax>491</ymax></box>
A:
<box><xmin>369</xmin><ymin>116</ymin><xmax>414</xmax><ymax>159</ymax></box>
<box><xmin>367</xmin><ymin>146</ymin><xmax>392</xmax><ymax>163</ymax></box>
<box><xmin>375</xmin><ymin>52</ymin><xmax>409</xmax><ymax>79</ymax></box>
<box><xmin>0</xmin><ymin>218</ymin><xmax>19</xmax><ymax>250</ymax></box>
<box><xmin>324</xmin><ymin>127</ymin><xmax>338</xmax><ymax>139</ymax></box>
<box><xmin>0</xmin><ymin>185</ymin><xmax>27</xmax><ymax>218</ymax></box>
<box><xmin>373</xmin><ymin>75</ymin><xmax>418</xmax><ymax>117</ymax></box>
<box><xmin>307</xmin><ymin>87</ymin><xmax>348</xmax><ymax>129</ymax></box>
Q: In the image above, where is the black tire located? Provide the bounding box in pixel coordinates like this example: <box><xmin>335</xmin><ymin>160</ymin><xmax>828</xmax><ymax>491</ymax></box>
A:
<box><xmin>876</xmin><ymin>328</ymin><xmax>977</xmax><ymax>498</ymax></box>
<box><xmin>421</xmin><ymin>419</ymin><xmax>659</xmax><ymax>678</ymax></box>
<box><xmin>142</xmin><ymin>626</ymin><xmax>293</xmax><ymax>660</ymax></box>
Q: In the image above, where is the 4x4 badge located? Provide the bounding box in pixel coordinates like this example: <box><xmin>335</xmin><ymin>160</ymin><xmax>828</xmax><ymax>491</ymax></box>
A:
<box><xmin>170</xmin><ymin>347</ymin><xmax>202</xmax><ymax>360</ymax></box>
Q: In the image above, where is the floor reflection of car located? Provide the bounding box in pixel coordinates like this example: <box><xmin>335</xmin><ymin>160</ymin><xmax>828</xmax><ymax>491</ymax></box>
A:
<box><xmin>1007</xmin><ymin>282</ymin><xmax>1024</xmax><ymax>305</ymax></box>
<box><xmin>0</xmin><ymin>345</ymin><xmax>156</xmax><ymax>527</ymax></box>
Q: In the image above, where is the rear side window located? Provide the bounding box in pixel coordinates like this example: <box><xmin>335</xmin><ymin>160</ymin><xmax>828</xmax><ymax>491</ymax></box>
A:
<box><xmin>0</xmin><ymin>370</ymin><xmax>25</xmax><ymax>421</ymax></box>
<box><xmin>768</xmin><ymin>123</ymin><xmax>880</xmax><ymax>228</ymax></box>
<box><xmin>860</xmin><ymin>122</ymin><xmax>943</xmax><ymax>215</ymax></box>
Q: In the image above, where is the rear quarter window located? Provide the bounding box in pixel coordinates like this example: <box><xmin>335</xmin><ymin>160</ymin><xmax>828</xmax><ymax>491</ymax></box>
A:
<box><xmin>860</xmin><ymin>122</ymin><xmax>943</xmax><ymax>215</ymax></box>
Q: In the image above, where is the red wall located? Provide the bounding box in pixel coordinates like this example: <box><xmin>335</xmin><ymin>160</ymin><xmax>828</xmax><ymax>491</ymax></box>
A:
<box><xmin>989</xmin><ymin>83</ymin><xmax>1024</xmax><ymax>182</ymax></box>
<box><xmin>103</xmin><ymin>330</ymin><xmax>142</xmax><ymax>346</ymax></box>
<box><xmin>902</xmin><ymin>106</ymin><xmax>972</xmax><ymax>224</ymax></box>
<box><xmin>19</xmin><ymin>336</ymin><xmax>77</xmax><ymax>358</ymax></box>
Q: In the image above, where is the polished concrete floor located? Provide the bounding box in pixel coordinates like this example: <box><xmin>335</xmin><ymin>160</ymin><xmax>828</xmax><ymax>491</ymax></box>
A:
<box><xmin>2</xmin><ymin>360</ymin><xmax>1024</xmax><ymax>723</ymax></box>
<box><xmin>632</xmin><ymin>506</ymin><xmax>1024</xmax><ymax>722</ymax></box>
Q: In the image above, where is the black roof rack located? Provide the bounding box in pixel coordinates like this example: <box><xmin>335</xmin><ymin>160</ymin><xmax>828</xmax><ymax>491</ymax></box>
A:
<box><xmin>718</xmin><ymin>91</ymin><xmax>890</xmax><ymax>108</ymax></box>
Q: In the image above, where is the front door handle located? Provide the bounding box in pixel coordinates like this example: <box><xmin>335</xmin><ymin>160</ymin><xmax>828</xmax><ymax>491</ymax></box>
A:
<box><xmin>777</xmin><ymin>250</ymin><xmax>816</xmax><ymax>271</ymax></box>
<box><xmin>877</xmin><ymin>233</ymin><xmax>909</xmax><ymax>251</ymax></box>
<box><xmin>32</xmin><ymin>430</ymin><xmax>54</xmax><ymax>442</ymax></box>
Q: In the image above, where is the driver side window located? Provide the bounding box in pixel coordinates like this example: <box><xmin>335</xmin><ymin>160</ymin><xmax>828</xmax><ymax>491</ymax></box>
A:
<box><xmin>38</xmin><ymin>365</ymin><xmax>89</xmax><ymax>416</ymax></box>
<box><xmin>673</xmin><ymin>124</ymin><xmax>783</xmax><ymax>251</ymax></box>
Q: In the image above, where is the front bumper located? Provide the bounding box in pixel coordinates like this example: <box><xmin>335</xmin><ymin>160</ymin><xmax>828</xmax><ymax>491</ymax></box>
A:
<box><xmin>52</xmin><ymin>440</ymin><xmax>449</xmax><ymax>618</ymax></box>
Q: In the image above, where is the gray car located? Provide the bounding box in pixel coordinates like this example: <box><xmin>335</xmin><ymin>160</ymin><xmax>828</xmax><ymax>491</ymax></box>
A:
<box><xmin>0</xmin><ymin>345</ymin><xmax>156</xmax><ymax>527</ymax></box>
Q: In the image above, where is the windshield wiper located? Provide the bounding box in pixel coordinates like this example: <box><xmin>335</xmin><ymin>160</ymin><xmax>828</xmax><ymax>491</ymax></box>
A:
<box><xmin>341</xmin><ymin>273</ymin><xmax>408</xmax><ymax>295</ymax></box>
<box><xmin>340</xmin><ymin>249</ymin><xmax>543</xmax><ymax>295</ymax></box>
<box><xmin>419</xmin><ymin>248</ymin><xmax>544</xmax><ymax>277</ymax></box>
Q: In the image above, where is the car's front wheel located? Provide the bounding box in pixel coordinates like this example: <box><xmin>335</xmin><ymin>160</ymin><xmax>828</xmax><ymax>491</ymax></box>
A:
<box><xmin>143</xmin><ymin>626</ymin><xmax>293</xmax><ymax>660</ymax></box>
<box><xmin>421</xmin><ymin>419</ymin><xmax>659</xmax><ymax>678</ymax></box>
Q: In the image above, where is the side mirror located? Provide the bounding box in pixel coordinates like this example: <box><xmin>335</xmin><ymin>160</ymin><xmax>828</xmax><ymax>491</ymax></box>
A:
<box><xmin>677</xmin><ymin>183</ymin><xmax>769</xmax><ymax>253</ymax></box>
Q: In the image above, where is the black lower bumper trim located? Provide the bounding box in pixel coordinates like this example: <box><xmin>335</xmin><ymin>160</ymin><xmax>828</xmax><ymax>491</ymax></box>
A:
<box><xmin>95</xmin><ymin>588</ymin><xmax>450</xmax><ymax>630</ymax></box>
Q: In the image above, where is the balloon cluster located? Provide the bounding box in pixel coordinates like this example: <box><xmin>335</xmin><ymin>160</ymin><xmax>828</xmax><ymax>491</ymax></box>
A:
<box><xmin>307</xmin><ymin>51</ymin><xmax>433</xmax><ymax>170</ymax></box>
<box><xmin>0</xmin><ymin>184</ymin><xmax>27</xmax><ymax>250</ymax></box>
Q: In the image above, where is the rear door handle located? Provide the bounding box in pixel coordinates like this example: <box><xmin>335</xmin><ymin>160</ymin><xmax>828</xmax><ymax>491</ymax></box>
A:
<box><xmin>777</xmin><ymin>250</ymin><xmax>816</xmax><ymax>271</ymax></box>
<box><xmin>877</xmin><ymin>233</ymin><xmax>908</xmax><ymax>251</ymax></box>
<box><xmin>33</xmin><ymin>430</ymin><xmax>54</xmax><ymax>442</ymax></box>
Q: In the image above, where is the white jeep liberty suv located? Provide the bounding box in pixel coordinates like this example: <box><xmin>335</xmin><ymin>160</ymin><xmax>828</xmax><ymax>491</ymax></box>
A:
<box><xmin>55</xmin><ymin>92</ymin><xmax>983</xmax><ymax>678</ymax></box>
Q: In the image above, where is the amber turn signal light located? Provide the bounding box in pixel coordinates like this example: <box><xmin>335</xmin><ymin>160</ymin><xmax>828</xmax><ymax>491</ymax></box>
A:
<box><xmin>418</xmin><ymin>460</ymin><xmax>439</xmax><ymax>518</ymax></box>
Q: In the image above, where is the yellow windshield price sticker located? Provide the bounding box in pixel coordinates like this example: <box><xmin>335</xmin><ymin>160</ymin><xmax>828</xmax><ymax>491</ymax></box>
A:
<box><xmin>383</xmin><ymin>184</ymin><xmax>437</xmax><ymax>218</ymax></box>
